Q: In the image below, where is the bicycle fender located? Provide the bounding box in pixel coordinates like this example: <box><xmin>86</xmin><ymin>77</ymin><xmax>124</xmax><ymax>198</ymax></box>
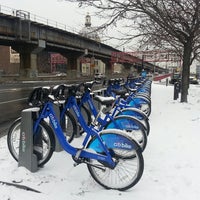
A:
<box><xmin>117</xmin><ymin>107</ymin><xmax>148</xmax><ymax>120</ymax></box>
<box><xmin>105</xmin><ymin>115</ymin><xmax>142</xmax><ymax>131</ymax></box>
<box><xmin>128</xmin><ymin>97</ymin><xmax>149</xmax><ymax>107</ymax></box>
<box><xmin>87</xmin><ymin>129</ymin><xmax>140</xmax><ymax>153</ymax></box>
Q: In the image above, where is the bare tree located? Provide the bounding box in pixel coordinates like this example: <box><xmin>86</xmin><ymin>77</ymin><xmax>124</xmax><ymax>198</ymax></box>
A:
<box><xmin>65</xmin><ymin>0</ymin><xmax>200</xmax><ymax>102</ymax></box>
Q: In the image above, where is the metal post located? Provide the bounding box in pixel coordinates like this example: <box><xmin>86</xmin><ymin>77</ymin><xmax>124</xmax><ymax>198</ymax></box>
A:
<box><xmin>53</xmin><ymin>104</ymin><xmax>63</xmax><ymax>152</ymax></box>
<box><xmin>173</xmin><ymin>82</ymin><xmax>180</xmax><ymax>100</ymax></box>
<box><xmin>166</xmin><ymin>78</ymin><xmax>169</xmax><ymax>86</ymax></box>
<box><xmin>18</xmin><ymin>108</ymin><xmax>38</xmax><ymax>172</ymax></box>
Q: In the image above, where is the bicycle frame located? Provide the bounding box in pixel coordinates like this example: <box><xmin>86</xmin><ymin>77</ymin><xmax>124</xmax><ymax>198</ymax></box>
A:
<box><xmin>105</xmin><ymin>83</ymin><xmax>150</xmax><ymax>112</ymax></box>
<box><xmin>77</xmin><ymin>88</ymin><xmax>148</xmax><ymax>125</ymax></box>
<box><xmin>77</xmin><ymin>91</ymin><xmax>124</xmax><ymax>131</ymax></box>
<box><xmin>33</xmin><ymin>99</ymin><xmax>116</xmax><ymax>168</ymax></box>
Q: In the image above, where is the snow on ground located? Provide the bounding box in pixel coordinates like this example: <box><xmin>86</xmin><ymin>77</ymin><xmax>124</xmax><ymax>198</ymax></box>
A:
<box><xmin>0</xmin><ymin>81</ymin><xmax>200</xmax><ymax>200</ymax></box>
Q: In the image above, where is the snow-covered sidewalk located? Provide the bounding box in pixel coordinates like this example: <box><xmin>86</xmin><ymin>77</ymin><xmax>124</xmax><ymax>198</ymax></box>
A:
<box><xmin>0</xmin><ymin>82</ymin><xmax>200</xmax><ymax>200</ymax></box>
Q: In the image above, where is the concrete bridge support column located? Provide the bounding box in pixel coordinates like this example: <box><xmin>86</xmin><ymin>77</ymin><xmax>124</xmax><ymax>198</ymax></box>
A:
<box><xmin>66</xmin><ymin>55</ymin><xmax>78</xmax><ymax>79</ymax></box>
<box><xmin>64</xmin><ymin>50</ymin><xmax>91</xmax><ymax>79</ymax></box>
<box><xmin>76</xmin><ymin>57</ymin><xmax>81</xmax><ymax>78</ymax></box>
<box><xmin>20</xmin><ymin>53</ymin><xmax>38</xmax><ymax>78</ymax></box>
<box><xmin>76</xmin><ymin>50</ymin><xmax>89</xmax><ymax>78</ymax></box>
<box><xmin>102</xmin><ymin>59</ymin><xmax>112</xmax><ymax>76</ymax></box>
<box><xmin>66</xmin><ymin>52</ymin><xmax>86</xmax><ymax>78</ymax></box>
<box><xmin>13</xmin><ymin>40</ymin><xmax>45</xmax><ymax>78</ymax></box>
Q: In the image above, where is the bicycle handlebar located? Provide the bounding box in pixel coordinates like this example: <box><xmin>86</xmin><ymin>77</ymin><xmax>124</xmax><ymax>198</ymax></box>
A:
<box><xmin>28</xmin><ymin>80</ymin><xmax>101</xmax><ymax>107</ymax></box>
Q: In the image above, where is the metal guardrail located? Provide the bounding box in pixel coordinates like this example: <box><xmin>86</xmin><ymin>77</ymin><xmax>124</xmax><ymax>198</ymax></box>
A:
<box><xmin>0</xmin><ymin>4</ymin><xmax>79</xmax><ymax>33</ymax></box>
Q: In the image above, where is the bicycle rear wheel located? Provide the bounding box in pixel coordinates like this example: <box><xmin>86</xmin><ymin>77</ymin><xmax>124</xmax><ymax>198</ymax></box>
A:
<box><xmin>7</xmin><ymin>118</ymin><xmax>55</xmax><ymax>167</ymax></box>
<box><xmin>87</xmin><ymin>129</ymin><xmax>144</xmax><ymax>191</ymax></box>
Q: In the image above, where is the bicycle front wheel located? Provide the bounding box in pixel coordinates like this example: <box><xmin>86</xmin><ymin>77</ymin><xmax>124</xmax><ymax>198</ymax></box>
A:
<box><xmin>7</xmin><ymin>118</ymin><xmax>55</xmax><ymax>167</ymax></box>
<box><xmin>129</xmin><ymin>96</ymin><xmax>151</xmax><ymax>117</ymax></box>
<box><xmin>105</xmin><ymin>115</ymin><xmax>147</xmax><ymax>152</ymax></box>
<box><xmin>87</xmin><ymin>129</ymin><xmax>144</xmax><ymax>191</ymax></box>
<box><xmin>116</xmin><ymin>107</ymin><xmax>150</xmax><ymax>136</ymax></box>
<box><xmin>61</xmin><ymin>110</ymin><xmax>77</xmax><ymax>142</ymax></box>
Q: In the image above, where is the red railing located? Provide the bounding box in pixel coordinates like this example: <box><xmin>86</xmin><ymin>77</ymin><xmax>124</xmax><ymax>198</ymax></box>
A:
<box><xmin>153</xmin><ymin>73</ymin><xmax>172</xmax><ymax>81</ymax></box>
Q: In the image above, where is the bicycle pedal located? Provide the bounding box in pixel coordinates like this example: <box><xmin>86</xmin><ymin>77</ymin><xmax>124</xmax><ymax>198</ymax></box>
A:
<box><xmin>73</xmin><ymin>162</ymin><xmax>80</xmax><ymax>167</ymax></box>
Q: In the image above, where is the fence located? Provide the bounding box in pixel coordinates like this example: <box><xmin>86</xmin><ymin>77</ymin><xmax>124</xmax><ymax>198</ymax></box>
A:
<box><xmin>0</xmin><ymin>4</ymin><xmax>79</xmax><ymax>33</ymax></box>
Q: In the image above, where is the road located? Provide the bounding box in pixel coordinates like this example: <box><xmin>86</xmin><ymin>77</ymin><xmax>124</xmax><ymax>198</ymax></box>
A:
<box><xmin>0</xmin><ymin>82</ymin><xmax>34</xmax><ymax>137</ymax></box>
<box><xmin>0</xmin><ymin>86</ymin><xmax>30</xmax><ymax>123</ymax></box>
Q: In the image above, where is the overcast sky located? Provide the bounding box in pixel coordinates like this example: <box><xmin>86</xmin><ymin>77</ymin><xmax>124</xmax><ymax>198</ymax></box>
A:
<box><xmin>0</xmin><ymin>0</ymin><xmax>92</xmax><ymax>32</ymax></box>
<box><xmin>0</xmin><ymin>0</ymin><xmax>130</xmax><ymax>51</ymax></box>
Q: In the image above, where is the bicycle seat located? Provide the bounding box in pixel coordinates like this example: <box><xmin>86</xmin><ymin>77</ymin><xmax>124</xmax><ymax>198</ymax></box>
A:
<box><xmin>124</xmin><ymin>85</ymin><xmax>137</xmax><ymax>93</ymax></box>
<box><xmin>93</xmin><ymin>95</ymin><xmax>115</xmax><ymax>106</ymax></box>
<box><xmin>135</xmin><ymin>82</ymin><xmax>142</xmax><ymax>86</ymax></box>
<box><xmin>111</xmin><ymin>88</ymin><xmax>127</xmax><ymax>96</ymax></box>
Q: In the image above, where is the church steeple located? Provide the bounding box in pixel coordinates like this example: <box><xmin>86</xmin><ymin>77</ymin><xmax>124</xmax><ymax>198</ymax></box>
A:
<box><xmin>85</xmin><ymin>12</ymin><xmax>91</xmax><ymax>27</ymax></box>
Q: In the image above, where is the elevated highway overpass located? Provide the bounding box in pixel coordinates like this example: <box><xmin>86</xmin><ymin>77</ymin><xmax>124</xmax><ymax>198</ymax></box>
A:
<box><xmin>0</xmin><ymin>10</ymin><xmax>119</xmax><ymax>77</ymax></box>
<box><xmin>0</xmin><ymin>8</ymin><xmax>166</xmax><ymax>78</ymax></box>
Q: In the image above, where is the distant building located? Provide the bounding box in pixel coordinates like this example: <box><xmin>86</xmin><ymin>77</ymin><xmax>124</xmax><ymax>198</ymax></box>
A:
<box><xmin>79</xmin><ymin>13</ymin><xmax>104</xmax><ymax>76</ymax></box>
<box><xmin>79</xmin><ymin>13</ymin><xmax>101</xmax><ymax>42</ymax></box>
<box><xmin>49</xmin><ymin>53</ymin><xmax>67</xmax><ymax>73</ymax></box>
<box><xmin>93</xmin><ymin>59</ymin><xmax>105</xmax><ymax>74</ymax></box>
<box><xmin>0</xmin><ymin>46</ymin><xmax>19</xmax><ymax>75</ymax></box>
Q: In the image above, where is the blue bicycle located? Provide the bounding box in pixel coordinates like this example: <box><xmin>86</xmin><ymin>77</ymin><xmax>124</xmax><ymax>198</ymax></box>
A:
<box><xmin>53</xmin><ymin>82</ymin><xmax>148</xmax><ymax>151</ymax></box>
<box><xmin>7</xmin><ymin>86</ymin><xmax>144</xmax><ymax>191</ymax></box>
<box><xmin>78</xmin><ymin>81</ymin><xmax>150</xmax><ymax>136</ymax></box>
<box><xmin>105</xmin><ymin>78</ymin><xmax>152</xmax><ymax>117</ymax></box>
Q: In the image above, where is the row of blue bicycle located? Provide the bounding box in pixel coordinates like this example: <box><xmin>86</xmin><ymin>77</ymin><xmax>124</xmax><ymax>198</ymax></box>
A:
<box><xmin>7</xmin><ymin>76</ymin><xmax>152</xmax><ymax>191</ymax></box>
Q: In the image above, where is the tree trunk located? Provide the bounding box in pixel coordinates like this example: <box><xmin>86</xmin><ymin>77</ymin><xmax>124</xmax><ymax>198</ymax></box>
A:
<box><xmin>180</xmin><ymin>42</ymin><xmax>192</xmax><ymax>103</ymax></box>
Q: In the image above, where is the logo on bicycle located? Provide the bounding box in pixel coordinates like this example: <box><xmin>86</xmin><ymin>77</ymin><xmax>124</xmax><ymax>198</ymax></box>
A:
<box><xmin>114</xmin><ymin>142</ymin><xmax>132</xmax><ymax>149</ymax></box>
<box><xmin>73</xmin><ymin>105</ymin><xmax>80</xmax><ymax>117</ymax></box>
<box><xmin>49</xmin><ymin>113</ymin><xmax>58</xmax><ymax>129</ymax></box>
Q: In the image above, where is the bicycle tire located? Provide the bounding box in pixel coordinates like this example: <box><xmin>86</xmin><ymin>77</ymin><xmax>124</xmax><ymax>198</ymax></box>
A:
<box><xmin>87</xmin><ymin>129</ymin><xmax>144</xmax><ymax>191</ymax></box>
<box><xmin>77</xmin><ymin>104</ymin><xmax>92</xmax><ymax>135</ymax></box>
<box><xmin>81</xmin><ymin>104</ymin><xmax>92</xmax><ymax>125</ymax></box>
<box><xmin>7</xmin><ymin>118</ymin><xmax>55</xmax><ymax>167</ymax></box>
<box><xmin>134</xmin><ymin>92</ymin><xmax>151</xmax><ymax>102</ymax></box>
<box><xmin>135</xmin><ymin>93</ymin><xmax>151</xmax><ymax>103</ymax></box>
<box><xmin>61</xmin><ymin>110</ymin><xmax>77</xmax><ymax>142</ymax></box>
<box><xmin>104</xmin><ymin>115</ymin><xmax>147</xmax><ymax>152</ymax></box>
